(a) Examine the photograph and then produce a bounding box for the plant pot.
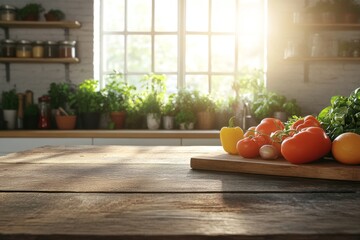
[162,116,174,130]
[110,111,126,129]
[80,112,100,129]
[44,13,60,21]
[56,115,77,130]
[179,122,194,130]
[196,111,215,130]
[3,109,17,130]
[146,113,161,130]
[22,14,40,21]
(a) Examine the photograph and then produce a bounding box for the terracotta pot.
[196,111,215,130]
[110,111,126,129]
[56,115,77,130]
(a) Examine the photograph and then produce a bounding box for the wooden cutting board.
[190,153,360,181]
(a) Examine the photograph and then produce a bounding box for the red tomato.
[236,137,260,158]
[244,126,256,138]
[252,134,271,147]
[291,115,321,131]
[281,127,332,164]
[271,141,282,157]
[255,118,285,137]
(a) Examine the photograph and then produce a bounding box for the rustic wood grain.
[1,145,360,239]
[1,192,360,240]
[191,153,360,181]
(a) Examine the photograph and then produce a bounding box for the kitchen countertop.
[0,130,220,138]
[1,145,360,240]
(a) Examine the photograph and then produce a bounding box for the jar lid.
[44,40,58,45]
[17,40,32,45]
[0,5,17,11]
[1,39,16,44]
[32,40,44,45]
[58,40,76,46]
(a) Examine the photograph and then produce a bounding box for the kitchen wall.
[267,0,360,115]
[0,0,94,101]
[1,0,359,116]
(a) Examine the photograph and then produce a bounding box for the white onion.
[259,144,279,160]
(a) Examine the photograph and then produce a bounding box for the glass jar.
[1,39,16,57]
[59,40,77,58]
[0,5,16,21]
[32,40,44,58]
[44,41,59,58]
[38,95,51,129]
[16,40,32,58]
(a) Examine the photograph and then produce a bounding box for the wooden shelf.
[0,20,81,29]
[285,57,360,62]
[294,23,360,30]
[0,57,80,64]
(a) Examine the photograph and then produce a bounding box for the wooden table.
[0,145,360,240]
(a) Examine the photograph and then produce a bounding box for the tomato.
[271,141,282,157]
[291,115,321,131]
[255,118,284,137]
[332,132,360,165]
[236,137,260,158]
[252,134,271,147]
[281,127,332,164]
[244,126,256,138]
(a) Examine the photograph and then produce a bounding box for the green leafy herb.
[318,87,360,140]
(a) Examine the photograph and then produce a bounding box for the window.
[95,0,267,99]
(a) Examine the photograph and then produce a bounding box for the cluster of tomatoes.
[220,115,360,165]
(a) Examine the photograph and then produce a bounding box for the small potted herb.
[1,89,18,130]
[161,93,177,130]
[193,92,216,130]
[23,103,39,129]
[17,3,44,21]
[44,9,65,21]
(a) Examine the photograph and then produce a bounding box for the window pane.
[238,35,264,69]
[127,35,151,72]
[211,35,235,72]
[126,74,143,90]
[127,0,152,31]
[103,0,125,31]
[186,35,208,72]
[186,0,208,32]
[185,75,209,93]
[211,75,234,100]
[103,35,124,72]
[211,0,236,32]
[164,74,178,94]
[155,0,178,31]
[155,35,178,72]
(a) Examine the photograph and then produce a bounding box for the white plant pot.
[3,109,17,130]
[162,116,174,130]
[147,113,161,130]
[179,122,194,130]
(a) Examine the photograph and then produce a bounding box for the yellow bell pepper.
[220,116,244,155]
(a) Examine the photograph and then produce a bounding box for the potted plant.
[140,73,167,130]
[161,93,177,130]
[102,71,135,129]
[17,3,44,21]
[1,89,18,130]
[44,9,65,21]
[55,107,77,130]
[23,103,39,129]
[174,89,197,130]
[194,92,216,130]
[72,79,103,129]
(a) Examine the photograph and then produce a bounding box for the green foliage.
[193,91,216,113]
[175,109,196,126]
[251,91,301,121]
[24,103,39,116]
[161,93,176,116]
[45,9,65,20]
[174,89,197,125]
[102,71,135,112]
[18,3,45,20]
[232,68,265,103]
[48,82,74,109]
[140,73,167,115]
[318,87,360,140]
[1,89,18,110]
[73,79,103,113]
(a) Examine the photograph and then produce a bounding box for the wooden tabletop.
[0,145,359,240]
